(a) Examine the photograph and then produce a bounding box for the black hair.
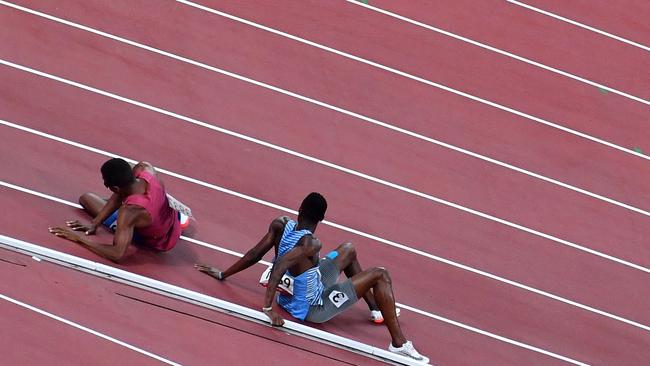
[101,158,135,188]
[300,192,327,222]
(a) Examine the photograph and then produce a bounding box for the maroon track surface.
[6,0,650,208]
[0,248,371,366]
[1,1,649,365]
[518,0,650,46]
[363,0,650,101]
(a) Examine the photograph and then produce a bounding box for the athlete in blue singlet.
[195,193,429,363]
[275,219,324,320]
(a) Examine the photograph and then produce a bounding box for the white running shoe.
[179,212,190,230]
[369,307,401,324]
[388,341,429,364]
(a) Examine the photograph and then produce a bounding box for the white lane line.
[0,237,422,366]
[2,137,649,334]
[0,202,596,365]
[4,3,650,225]
[176,0,650,125]
[506,0,650,53]
[345,0,650,102]
[0,293,182,365]
[2,59,649,276]
[2,1,649,164]
[2,6,650,218]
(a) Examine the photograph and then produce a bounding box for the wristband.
[262,306,273,312]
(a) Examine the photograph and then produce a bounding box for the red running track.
[1,120,649,365]
[2,6,650,269]
[1,0,650,365]
[2,60,650,327]
[0,248,370,366]
[517,0,650,46]
[184,0,650,149]
[361,0,650,100]
[0,188,579,366]
[6,0,650,211]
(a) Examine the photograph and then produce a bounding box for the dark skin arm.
[194,216,288,280]
[262,236,322,326]
[67,193,121,235]
[50,205,151,263]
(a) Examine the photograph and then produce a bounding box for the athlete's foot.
[369,307,401,324]
[388,341,429,364]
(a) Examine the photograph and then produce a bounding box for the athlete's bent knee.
[370,267,391,285]
[338,242,356,258]
[78,192,93,208]
[376,267,391,284]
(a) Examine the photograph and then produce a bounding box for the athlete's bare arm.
[262,236,322,326]
[66,193,121,236]
[49,205,151,263]
[194,216,289,280]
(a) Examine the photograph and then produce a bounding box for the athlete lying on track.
[195,192,429,363]
[49,158,189,262]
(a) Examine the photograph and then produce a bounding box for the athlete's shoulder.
[118,203,149,224]
[270,216,290,233]
[301,234,322,250]
[132,161,155,176]
[133,161,155,171]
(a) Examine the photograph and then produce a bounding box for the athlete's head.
[101,158,135,192]
[299,192,327,222]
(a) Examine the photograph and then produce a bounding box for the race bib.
[167,194,194,219]
[259,265,294,296]
[328,290,349,308]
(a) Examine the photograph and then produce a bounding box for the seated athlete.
[49,158,189,262]
[195,192,428,363]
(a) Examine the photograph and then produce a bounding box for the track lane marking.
[506,0,650,52]
[1,3,649,218]
[1,0,649,163]
[175,0,650,120]
[2,1,649,222]
[1,134,649,333]
[0,196,593,365]
[0,293,183,365]
[344,0,650,98]
[0,237,421,366]
[1,60,649,276]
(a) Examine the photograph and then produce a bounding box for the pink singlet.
[124,171,181,251]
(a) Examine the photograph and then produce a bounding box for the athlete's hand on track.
[66,220,97,235]
[263,308,285,326]
[194,264,225,280]
[49,226,83,243]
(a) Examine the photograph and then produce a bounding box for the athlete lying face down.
[49,158,189,262]
[195,192,429,363]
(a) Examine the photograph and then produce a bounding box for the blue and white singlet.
[276,220,324,320]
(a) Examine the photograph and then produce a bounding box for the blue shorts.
[102,210,120,231]
[304,257,359,323]
[102,210,142,243]
[103,210,181,243]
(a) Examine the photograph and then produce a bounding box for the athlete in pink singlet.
[122,169,181,251]
[49,158,185,262]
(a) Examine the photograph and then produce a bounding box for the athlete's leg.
[350,267,406,347]
[79,192,108,217]
[68,193,117,233]
[329,242,379,311]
